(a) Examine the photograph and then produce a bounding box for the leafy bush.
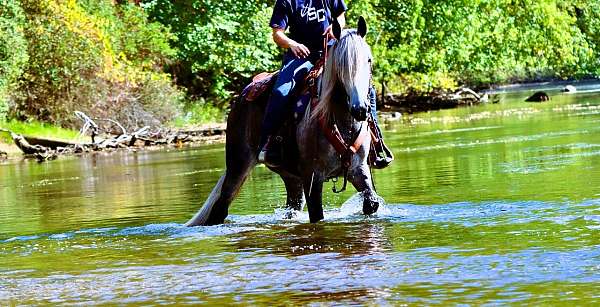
[171,98,226,127]
[143,0,279,102]
[13,0,180,129]
[0,0,28,119]
[347,0,598,92]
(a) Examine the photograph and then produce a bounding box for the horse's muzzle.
[350,97,368,122]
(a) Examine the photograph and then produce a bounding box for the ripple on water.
[1,196,600,304]
[1,245,599,305]
[3,196,600,243]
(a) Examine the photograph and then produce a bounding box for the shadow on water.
[232,222,391,256]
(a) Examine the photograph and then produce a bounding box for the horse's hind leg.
[207,160,255,225]
[185,157,256,226]
[281,175,304,218]
[186,99,262,227]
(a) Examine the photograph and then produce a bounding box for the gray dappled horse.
[186,17,381,226]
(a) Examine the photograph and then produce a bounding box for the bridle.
[308,30,373,193]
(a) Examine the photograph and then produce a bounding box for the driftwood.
[23,136,80,149]
[5,111,226,161]
[10,132,58,161]
[381,87,498,113]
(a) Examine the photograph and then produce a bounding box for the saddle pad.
[241,71,279,102]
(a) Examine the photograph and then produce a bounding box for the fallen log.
[23,136,82,149]
[381,87,494,113]
[10,132,58,161]
[11,132,50,155]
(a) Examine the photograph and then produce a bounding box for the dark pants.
[259,53,315,149]
[369,85,378,123]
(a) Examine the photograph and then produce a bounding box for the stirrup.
[371,140,394,169]
[257,137,282,168]
[257,149,267,164]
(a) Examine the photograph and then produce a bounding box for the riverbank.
[2,79,596,162]
[0,121,81,158]
[0,120,226,161]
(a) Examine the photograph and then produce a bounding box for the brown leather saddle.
[240,57,326,103]
[241,72,279,102]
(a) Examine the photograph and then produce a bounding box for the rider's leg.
[369,85,379,123]
[258,55,313,165]
[369,84,394,169]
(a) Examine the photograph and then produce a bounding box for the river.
[1,82,600,304]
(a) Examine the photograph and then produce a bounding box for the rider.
[258,0,393,168]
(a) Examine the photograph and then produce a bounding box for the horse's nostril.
[356,107,368,121]
[351,108,364,121]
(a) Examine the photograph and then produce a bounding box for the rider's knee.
[273,83,293,100]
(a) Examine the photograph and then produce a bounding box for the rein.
[308,32,371,193]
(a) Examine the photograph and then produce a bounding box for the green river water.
[1,82,600,305]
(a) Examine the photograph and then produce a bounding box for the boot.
[369,120,394,169]
[257,136,283,168]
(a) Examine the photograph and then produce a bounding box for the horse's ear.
[332,17,342,40]
[357,16,367,37]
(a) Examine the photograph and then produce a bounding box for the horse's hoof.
[283,210,300,219]
[362,195,380,215]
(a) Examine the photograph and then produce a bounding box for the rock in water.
[562,85,576,93]
[525,91,550,102]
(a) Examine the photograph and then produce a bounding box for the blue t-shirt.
[270,0,347,53]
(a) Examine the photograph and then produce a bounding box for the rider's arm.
[323,12,346,38]
[337,12,346,29]
[272,28,310,59]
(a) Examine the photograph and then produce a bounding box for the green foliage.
[171,99,226,127]
[573,0,600,76]
[12,0,180,129]
[5,0,600,127]
[143,0,279,101]
[0,0,28,120]
[141,0,600,101]
[346,0,600,93]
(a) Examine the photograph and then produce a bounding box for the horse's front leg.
[281,175,305,219]
[303,172,325,223]
[348,162,380,215]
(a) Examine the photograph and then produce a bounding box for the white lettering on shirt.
[300,0,326,22]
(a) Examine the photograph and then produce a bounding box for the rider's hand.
[289,42,310,59]
[323,25,333,38]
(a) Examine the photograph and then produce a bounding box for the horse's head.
[316,16,372,122]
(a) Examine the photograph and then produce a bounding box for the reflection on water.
[2,82,600,304]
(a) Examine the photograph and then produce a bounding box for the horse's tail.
[184,174,226,227]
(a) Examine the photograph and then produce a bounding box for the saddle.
[241,72,280,102]
[240,58,325,103]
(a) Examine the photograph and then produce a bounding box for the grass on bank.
[0,120,81,144]
[171,99,226,128]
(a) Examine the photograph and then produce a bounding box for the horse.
[185,16,381,226]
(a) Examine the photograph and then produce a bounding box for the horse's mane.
[310,29,372,124]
